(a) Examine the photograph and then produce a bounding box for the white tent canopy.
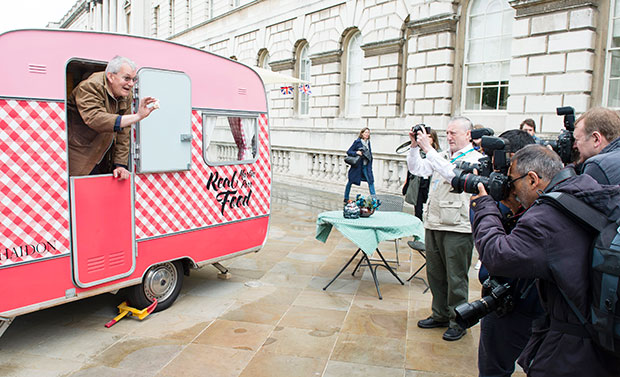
[250,66,309,85]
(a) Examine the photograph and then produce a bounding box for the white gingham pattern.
[0,99,70,267]
[134,112,271,239]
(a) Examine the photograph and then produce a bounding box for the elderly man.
[471,144,620,376]
[67,55,158,179]
[407,116,483,341]
[573,107,620,185]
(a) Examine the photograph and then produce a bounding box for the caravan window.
[202,113,258,165]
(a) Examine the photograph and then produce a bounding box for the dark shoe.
[442,326,466,341]
[407,240,426,251]
[417,317,449,329]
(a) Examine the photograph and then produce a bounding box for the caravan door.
[70,175,135,288]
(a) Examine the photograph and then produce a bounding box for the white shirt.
[406,144,477,182]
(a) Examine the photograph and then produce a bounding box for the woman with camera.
[344,127,375,203]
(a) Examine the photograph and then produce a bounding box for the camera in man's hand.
[455,277,515,329]
[450,136,512,201]
[451,170,511,201]
[411,124,431,142]
[546,106,577,164]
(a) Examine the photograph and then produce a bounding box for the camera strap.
[543,167,576,193]
[450,148,475,163]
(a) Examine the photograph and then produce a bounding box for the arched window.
[463,0,514,110]
[605,0,620,108]
[297,43,311,116]
[258,49,270,69]
[345,31,363,117]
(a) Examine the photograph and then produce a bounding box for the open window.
[202,112,258,165]
[135,68,192,173]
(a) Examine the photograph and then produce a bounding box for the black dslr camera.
[450,136,512,201]
[411,123,431,137]
[547,106,576,163]
[455,277,515,329]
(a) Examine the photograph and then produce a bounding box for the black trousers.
[478,310,535,377]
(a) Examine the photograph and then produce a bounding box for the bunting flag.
[299,84,312,95]
[280,86,294,95]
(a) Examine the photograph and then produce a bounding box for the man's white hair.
[105,56,136,75]
[449,116,474,131]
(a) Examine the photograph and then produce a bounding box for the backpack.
[540,191,620,355]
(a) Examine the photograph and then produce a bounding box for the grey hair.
[449,116,474,131]
[512,144,564,181]
[105,56,136,75]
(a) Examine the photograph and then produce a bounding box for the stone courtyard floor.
[0,182,525,377]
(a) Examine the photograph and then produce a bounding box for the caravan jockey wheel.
[127,261,183,312]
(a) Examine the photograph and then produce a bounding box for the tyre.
[126,260,184,312]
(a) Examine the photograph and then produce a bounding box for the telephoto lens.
[455,280,513,329]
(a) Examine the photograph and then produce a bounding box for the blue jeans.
[344,165,376,200]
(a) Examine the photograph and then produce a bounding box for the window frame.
[604,0,620,109]
[201,110,262,167]
[461,0,514,112]
[296,43,311,117]
[344,30,363,118]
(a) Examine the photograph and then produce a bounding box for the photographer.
[470,144,620,376]
[407,116,483,341]
[472,130,543,377]
[573,107,620,185]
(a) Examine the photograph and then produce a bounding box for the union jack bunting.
[280,86,294,95]
[299,84,312,95]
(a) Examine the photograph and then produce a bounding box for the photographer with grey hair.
[67,55,158,179]
[470,144,620,376]
[407,116,483,341]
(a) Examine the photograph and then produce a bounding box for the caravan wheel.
[127,261,183,312]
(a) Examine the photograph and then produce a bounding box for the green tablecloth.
[315,210,425,256]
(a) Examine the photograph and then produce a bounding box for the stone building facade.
[53,0,619,195]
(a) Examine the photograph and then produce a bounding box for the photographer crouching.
[470,144,620,376]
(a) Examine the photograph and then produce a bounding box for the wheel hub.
[143,263,178,301]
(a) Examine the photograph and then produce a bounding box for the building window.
[605,0,620,108]
[463,0,514,110]
[345,31,363,117]
[258,49,270,69]
[153,5,160,37]
[297,43,311,116]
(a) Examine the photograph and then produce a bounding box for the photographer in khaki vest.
[67,55,158,179]
[406,116,483,341]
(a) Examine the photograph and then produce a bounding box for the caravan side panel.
[0,99,72,313]
[134,113,271,241]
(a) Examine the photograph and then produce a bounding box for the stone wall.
[55,0,616,196]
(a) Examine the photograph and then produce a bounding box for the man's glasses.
[116,73,138,83]
[508,171,540,188]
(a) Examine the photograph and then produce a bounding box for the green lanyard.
[449,148,475,163]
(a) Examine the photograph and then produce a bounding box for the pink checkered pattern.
[134,112,271,239]
[0,99,71,267]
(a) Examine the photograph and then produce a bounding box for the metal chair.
[375,194,406,265]
[406,240,430,292]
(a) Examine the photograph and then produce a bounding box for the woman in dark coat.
[344,127,375,202]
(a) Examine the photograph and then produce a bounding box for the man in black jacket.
[471,145,620,376]
[573,107,620,184]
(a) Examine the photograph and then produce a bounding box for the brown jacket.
[67,71,132,176]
